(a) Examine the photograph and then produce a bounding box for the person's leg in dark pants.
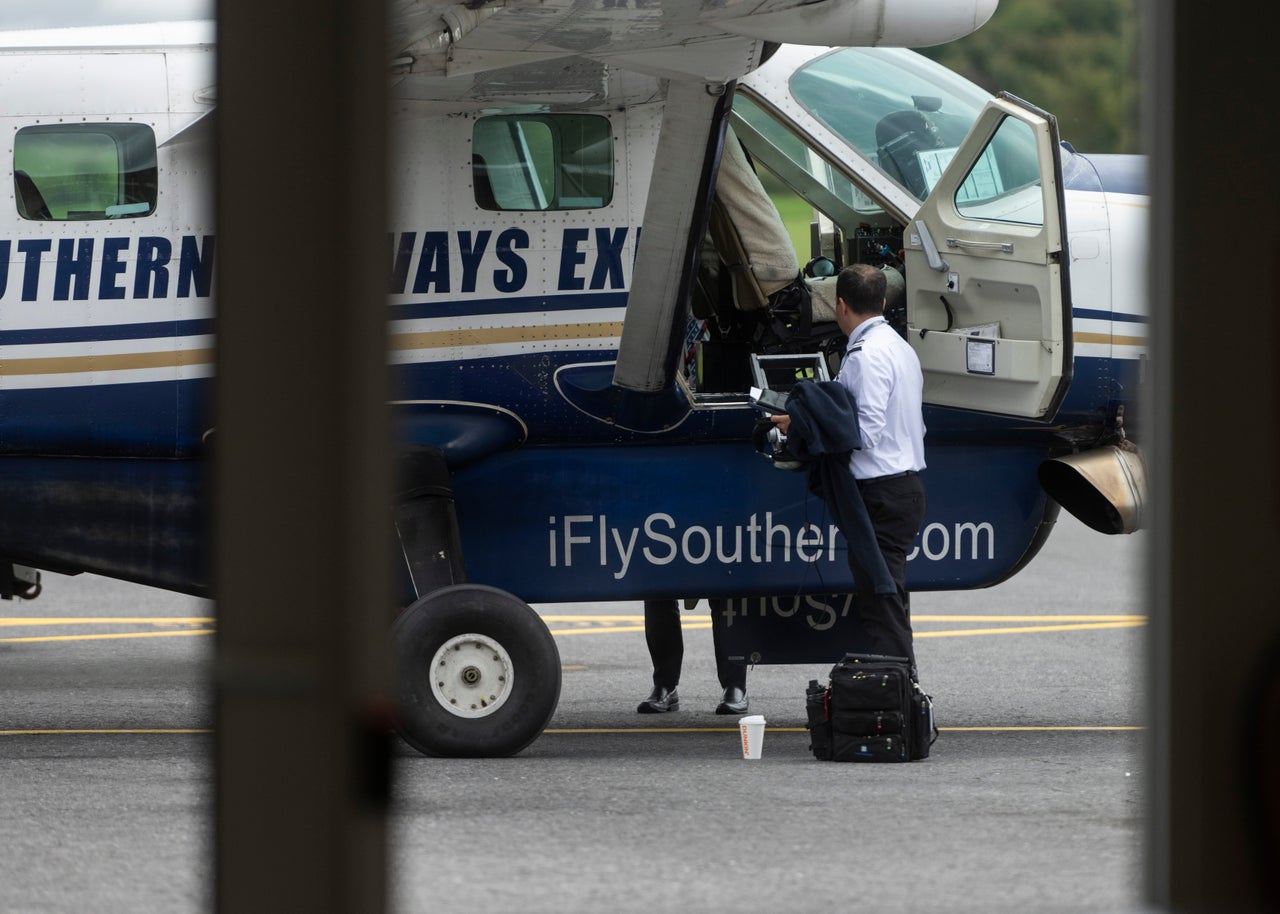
[708,599,748,713]
[847,565,916,665]
[848,474,927,668]
[638,598,682,712]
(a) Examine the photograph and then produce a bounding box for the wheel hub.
[429,633,514,719]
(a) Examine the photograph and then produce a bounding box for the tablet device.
[749,386,790,414]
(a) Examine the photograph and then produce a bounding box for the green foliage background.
[917,0,1140,154]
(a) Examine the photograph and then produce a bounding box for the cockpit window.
[789,48,991,200]
[472,114,614,211]
[14,123,157,221]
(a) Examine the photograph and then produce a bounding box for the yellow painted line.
[547,622,710,637]
[2,614,1141,645]
[941,726,1143,732]
[0,725,1140,738]
[0,348,215,376]
[0,729,211,736]
[548,624,643,636]
[540,613,1144,624]
[0,629,215,644]
[391,322,623,351]
[1,618,214,626]
[10,613,1142,628]
[916,620,1143,638]
[549,727,925,734]
[913,615,1145,623]
[545,725,1141,734]
[547,727,744,734]
[543,615,1143,639]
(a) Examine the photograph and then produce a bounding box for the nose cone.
[882,0,1001,48]
[975,0,1000,31]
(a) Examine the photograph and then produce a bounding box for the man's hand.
[769,414,791,434]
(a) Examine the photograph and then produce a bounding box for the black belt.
[857,470,917,485]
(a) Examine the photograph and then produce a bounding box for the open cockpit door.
[904,93,1072,419]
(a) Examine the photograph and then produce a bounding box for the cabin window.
[472,114,613,211]
[951,116,1044,226]
[14,123,157,221]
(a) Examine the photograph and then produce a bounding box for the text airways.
[389,226,638,295]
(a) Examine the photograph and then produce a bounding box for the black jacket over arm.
[783,380,896,595]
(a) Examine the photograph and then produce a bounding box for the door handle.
[946,237,1014,253]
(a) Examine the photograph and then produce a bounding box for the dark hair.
[836,263,886,316]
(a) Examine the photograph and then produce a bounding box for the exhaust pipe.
[1038,444,1147,534]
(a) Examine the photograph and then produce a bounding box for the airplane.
[0,0,1147,758]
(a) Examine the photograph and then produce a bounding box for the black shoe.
[637,686,679,714]
[715,686,748,715]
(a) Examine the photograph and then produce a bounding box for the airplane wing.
[387,0,999,97]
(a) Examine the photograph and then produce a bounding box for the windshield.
[789,48,993,200]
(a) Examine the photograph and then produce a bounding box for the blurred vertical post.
[1147,2,1280,910]
[214,0,391,910]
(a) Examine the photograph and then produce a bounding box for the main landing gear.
[391,583,561,758]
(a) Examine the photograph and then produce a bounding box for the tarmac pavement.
[0,513,1147,913]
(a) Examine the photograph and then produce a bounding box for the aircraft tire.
[391,583,561,758]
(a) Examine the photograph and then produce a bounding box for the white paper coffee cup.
[739,714,766,759]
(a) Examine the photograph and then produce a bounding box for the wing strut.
[613,80,731,393]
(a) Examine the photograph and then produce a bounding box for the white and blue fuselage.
[0,23,1147,661]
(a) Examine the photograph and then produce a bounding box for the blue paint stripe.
[389,291,628,321]
[0,318,215,346]
[1073,308,1148,324]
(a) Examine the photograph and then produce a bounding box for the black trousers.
[643,598,747,691]
[847,473,928,668]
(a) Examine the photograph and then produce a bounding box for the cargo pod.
[904,93,1072,419]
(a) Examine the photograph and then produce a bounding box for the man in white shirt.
[772,263,927,666]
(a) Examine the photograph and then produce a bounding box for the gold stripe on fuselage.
[389,321,625,351]
[1073,331,1145,347]
[0,323,626,376]
[0,348,216,376]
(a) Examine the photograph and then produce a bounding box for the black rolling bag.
[806,653,936,762]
